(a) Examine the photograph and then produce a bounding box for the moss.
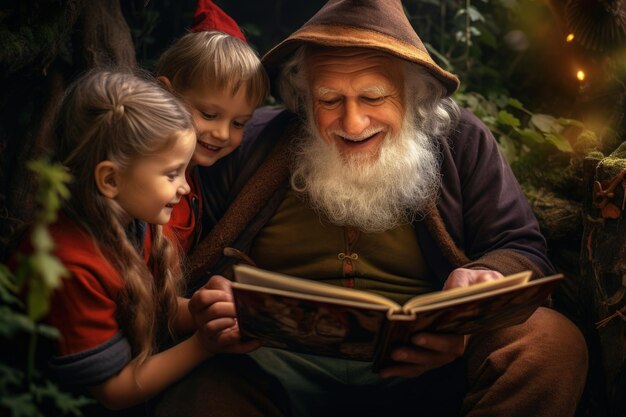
[597,142,626,177]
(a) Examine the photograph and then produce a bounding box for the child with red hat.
[143,0,269,259]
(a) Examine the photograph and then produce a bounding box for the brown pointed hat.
[262,0,460,97]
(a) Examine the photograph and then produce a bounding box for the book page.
[373,273,563,371]
[232,283,389,361]
[402,270,532,310]
[234,264,401,310]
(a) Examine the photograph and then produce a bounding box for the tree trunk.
[0,0,136,260]
[580,153,626,417]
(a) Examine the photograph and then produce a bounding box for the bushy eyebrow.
[361,86,386,96]
[315,86,337,97]
[314,85,387,97]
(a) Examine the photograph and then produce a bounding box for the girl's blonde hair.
[156,30,269,108]
[55,69,194,364]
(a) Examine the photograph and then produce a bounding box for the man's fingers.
[409,333,465,357]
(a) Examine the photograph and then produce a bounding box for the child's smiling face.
[183,85,255,168]
[112,129,196,225]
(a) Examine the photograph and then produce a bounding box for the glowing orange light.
[577,70,585,81]
[566,33,575,42]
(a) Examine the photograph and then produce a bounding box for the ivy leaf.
[497,110,521,128]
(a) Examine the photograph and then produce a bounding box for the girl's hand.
[188,275,259,354]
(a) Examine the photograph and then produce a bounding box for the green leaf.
[467,6,486,22]
[479,30,498,48]
[497,110,521,128]
[507,98,525,110]
[0,265,21,306]
[530,114,562,134]
[517,128,544,143]
[0,307,36,337]
[423,42,452,70]
[545,133,574,153]
[0,362,24,389]
[35,380,95,415]
[497,135,520,163]
[557,117,586,129]
[30,251,68,290]
[35,322,61,340]
[31,225,54,253]
[26,277,52,322]
[0,392,41,417]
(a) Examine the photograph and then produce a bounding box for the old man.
[155,1,588,416]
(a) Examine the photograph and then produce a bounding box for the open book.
[231,265,563,370]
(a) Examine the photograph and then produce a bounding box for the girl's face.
[182,85,255,168]
[113,129,196,225]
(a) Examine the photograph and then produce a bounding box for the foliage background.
[1,0,624,416]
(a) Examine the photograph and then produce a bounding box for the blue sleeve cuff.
[49,333,132,386]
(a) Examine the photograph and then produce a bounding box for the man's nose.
[341,100,369,136]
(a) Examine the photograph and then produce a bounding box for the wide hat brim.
[263,25,460,98]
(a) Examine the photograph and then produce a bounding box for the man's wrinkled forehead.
[304,46,405,90]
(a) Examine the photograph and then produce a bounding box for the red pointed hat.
[191,0,247,43]
[262,0,459,96]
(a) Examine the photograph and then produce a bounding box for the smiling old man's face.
[306,48,405,163]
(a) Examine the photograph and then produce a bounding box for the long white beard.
[290,115,441,233]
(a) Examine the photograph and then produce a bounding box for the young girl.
[143,29,269,256]
[15,70,252,412]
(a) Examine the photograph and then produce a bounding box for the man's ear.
[157,76,173,91]
[94,161,120,199]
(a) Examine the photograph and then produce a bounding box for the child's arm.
[89,282,258,410]
[171,296,196,335]
[89,332,210,410]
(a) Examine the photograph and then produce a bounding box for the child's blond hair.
[55,69,194,363]
[156,30,269,107]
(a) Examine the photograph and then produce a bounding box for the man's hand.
[378,333,466,378]
[188,275,260,354]
[443,267,503,290]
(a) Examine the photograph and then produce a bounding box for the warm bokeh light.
[577,70,585,81]
[566,33,575,42]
